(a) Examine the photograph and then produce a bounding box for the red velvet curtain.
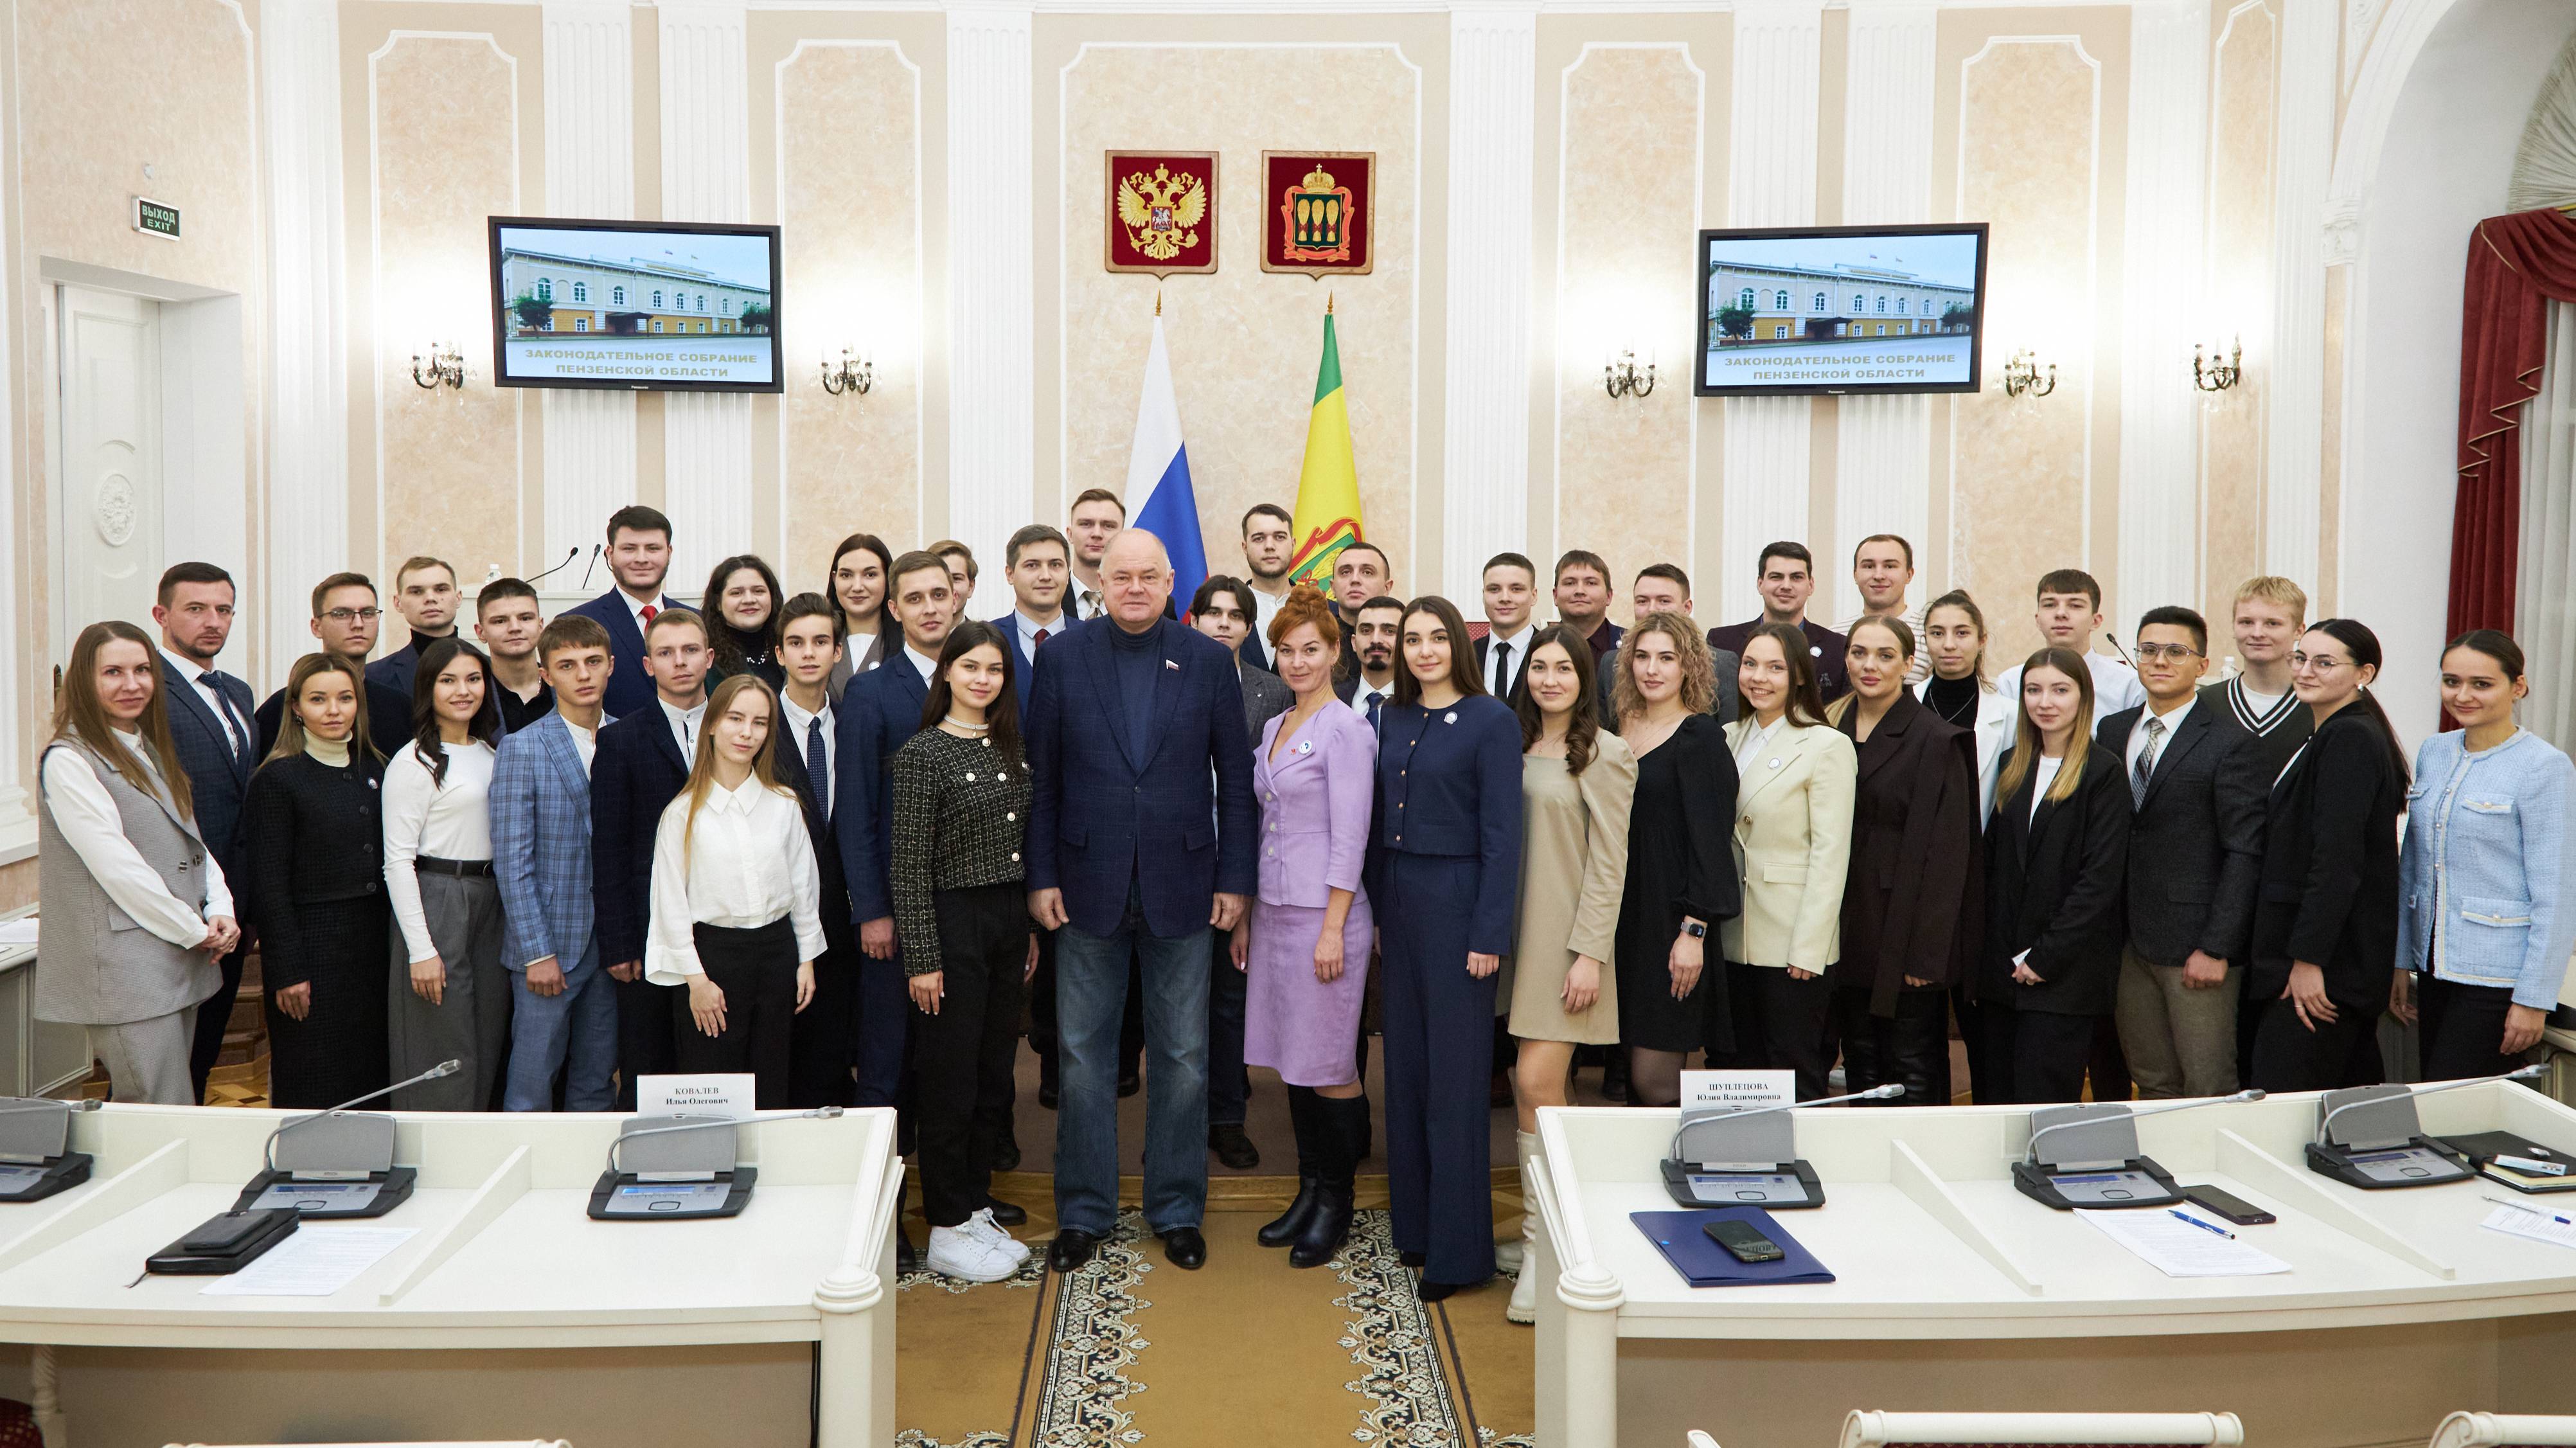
[2449,208,2576,638]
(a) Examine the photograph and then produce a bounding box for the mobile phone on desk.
[2181,1184,2275,1226]
[1703,1218,1785,1263]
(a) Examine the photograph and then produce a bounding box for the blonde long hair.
[50,621,194,821]
[1612,611,1717,722]
[1993,646,2095,812]
[262,653,373,767]
[679,675,796,863]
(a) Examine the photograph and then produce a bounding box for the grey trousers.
[2115,945,2241,1099]
[387,871,510,1110]
[93,1008,197,1105]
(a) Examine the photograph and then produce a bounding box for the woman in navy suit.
[1371,595,1523,1301]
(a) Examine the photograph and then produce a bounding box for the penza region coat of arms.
[1103,152,1218,276]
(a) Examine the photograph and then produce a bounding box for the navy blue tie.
[806,717,830,815]
[1365,690,1383,733]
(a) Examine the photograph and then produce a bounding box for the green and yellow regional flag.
[1287,307,1364,587]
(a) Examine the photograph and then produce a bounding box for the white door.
[55,286,163,650]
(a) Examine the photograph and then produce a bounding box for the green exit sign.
[132,197,179,240]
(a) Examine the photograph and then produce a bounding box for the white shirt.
[1482,623,1532,698]
[2029,755,2064,823]
[564,719,599,774]
[1734,715,1787,773]
[620,588,664,637]
[659,697,707,761]
[1015,610,1065,661]
[1247,585,1288,646]
[159,647,250,760]
[780,693,836,816]
[643,778,828,983]
[903,645,940,687]
[1996,650,2147,718]
[381,739,495,963]
[2122,693,2196,780]
[40,733,231,947]
[1355,679,1393,729]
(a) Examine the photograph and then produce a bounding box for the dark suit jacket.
[1982,747,2130,1015]
[564,589,682,722]
[2249,706,2403,1010]
[363,630,460,698]
[1833,692,1982,1012]
[162,663,259,924]
[1710,617,1850,701]
[833,651,932,925]
[1026,617,1257,939]
[256,680,417,762]
[1473,632,1533,707]
[2096,699,2263,969]
[1238,663,1295,738]
[996,612,1076,713]
[590,705,692,967]
[774,713,858,965]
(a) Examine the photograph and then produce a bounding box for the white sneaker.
[927,1224,1018,1283]
[1507,1258,1538,1323]
[967,1207,1031,1264]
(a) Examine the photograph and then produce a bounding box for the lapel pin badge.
[1443,710,1458,724]
[1295,739,1314,756]
[1164,659,1180,671]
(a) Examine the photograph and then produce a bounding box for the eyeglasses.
[321,607,383,623]
[2289,651,2348,670]
[2133,644,2203,662]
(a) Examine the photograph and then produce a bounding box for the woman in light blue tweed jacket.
[2395,630,2576,1080]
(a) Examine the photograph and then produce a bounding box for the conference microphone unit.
[1660,1085,1906,1210]
[2012,1089,2266,1211]
[2305,1064,2547,1190]
[231,1059,463,1219]
[588,1105,844,1220]
[0,1097,101,1204]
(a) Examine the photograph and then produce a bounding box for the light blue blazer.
[2399,728,2576,1009]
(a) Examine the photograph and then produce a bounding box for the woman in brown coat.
[1827,617,1981,1104]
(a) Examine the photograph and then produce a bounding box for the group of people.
[35,492,2575,1320]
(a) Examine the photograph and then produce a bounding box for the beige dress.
[1502,734,1639,1043]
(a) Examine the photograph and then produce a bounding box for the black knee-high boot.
[1261,1086,1324,1247]
[1292,1093,1365,1268]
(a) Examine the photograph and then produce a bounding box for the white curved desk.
[0,1104,899,1447]
[1531,1084,2576,1448]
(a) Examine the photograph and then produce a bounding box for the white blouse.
[643,778,828,985]
[381,739,495,963]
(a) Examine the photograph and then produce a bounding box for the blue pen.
[2484,1194,2576,1226]
[2168,1208,2235,1240]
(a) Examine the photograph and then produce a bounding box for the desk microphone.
[577,543,605,590]
[2025,1089,2263,1164]
[1667,1086,1903,1159]
[2102,629,2138,668]
[2316,1064,2544,1145]
[0,1098,100,1118]
[261,1059,460,1175]
[524,546,583,585]
[603,1105,842,1175]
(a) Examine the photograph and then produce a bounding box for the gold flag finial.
[1155,289,1162,317]
[1327,292,1335,315]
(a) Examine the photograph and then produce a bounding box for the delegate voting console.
[1529,1082,2576,1448]
[0,1103,900,1447]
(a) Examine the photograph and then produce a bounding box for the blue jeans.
[504,943,619,1111]
[1054,884,1209,1235]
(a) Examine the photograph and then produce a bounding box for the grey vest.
[36,737,221,1025]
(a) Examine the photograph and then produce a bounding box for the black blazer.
[1982,746,2130,1014]
[1473,632,1533,706]
[2096,700,2264,969]
[590,706,692,968]
[2248,706,2403,1010]
[774,716,858,965]
[1834,692,1982,1013]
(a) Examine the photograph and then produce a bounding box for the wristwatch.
[1679,921,1707,939]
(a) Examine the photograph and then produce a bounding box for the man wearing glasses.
[253,572,418,758]
[2094,605,2262,1100]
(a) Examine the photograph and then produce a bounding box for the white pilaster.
[1722,0,1823,615]
[1833,1,1936,622]
[262,0,348,686]
[659,1,753,581]
[945,4,1035,575]
[1441,2,1539,601]
[2266,0,2334,589]
[542,1,637,573]
[2115,0,2211,627]
[0,6,27,861]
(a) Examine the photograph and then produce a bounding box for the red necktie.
[1034,628,1051,649]
[641,604,658,625]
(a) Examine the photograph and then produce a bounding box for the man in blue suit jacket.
[834,551,957,1109]
[561,505,682,722]
[1026,530,1256,1273]
[489,615,622,1110]
[591,606,709,1109]
[152,563,258,1102]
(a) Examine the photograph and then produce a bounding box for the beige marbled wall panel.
[1060,46,1418,589]
[371,36,522,618]
[2201,0,2277,638]
[1555,46,1701,612]
[778,42,923,582]
[1950,38,2101,665]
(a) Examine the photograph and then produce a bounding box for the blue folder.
[1631,1207,1836,1287]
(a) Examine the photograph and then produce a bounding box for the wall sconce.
[410,342,465,391]
[2193,337,2242,392]
[2000,348,2055,398]
[1604,346,1655,401]
[819,346,873,397]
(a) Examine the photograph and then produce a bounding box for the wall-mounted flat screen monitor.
[1694,224,1988,397]
[488,217,783,392]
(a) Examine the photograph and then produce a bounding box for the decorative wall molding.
[2116,0,2211,626]
[262,0,348,695]
[2324,0,2458,246]
[657,3,755,578]
[1442,2,1540,600]
[542,1,637,568]
[2268,0,2334,586]
[946,3,1036,575]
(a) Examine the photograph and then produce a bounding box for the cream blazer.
[1720,717,1858,971]
[1917,675,2015,827]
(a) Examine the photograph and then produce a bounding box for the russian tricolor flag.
[1123,314,1208,614]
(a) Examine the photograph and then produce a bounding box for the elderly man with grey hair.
[1024,528,1258,1273]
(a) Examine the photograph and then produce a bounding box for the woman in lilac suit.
[1234,586,1376,1269]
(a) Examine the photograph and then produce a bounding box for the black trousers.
[1832,984,1951,1105]
[188,940,248,1105]
[788,946,859,1109]
[2248,993,2381,1093]
[1968,1006,2096,1104]
[2086,1014,2133,1103]
[616,969,681,1110]
[1028,928,1142,1089]
[913,885,1031,1229]
[1207,931,1249,1127]
[1707,962,1835,1100]
[669,918,799,1107]
[2417,973,2527,1082]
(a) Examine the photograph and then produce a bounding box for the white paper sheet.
[200,1226,416,1296]
[2482,1201,2576,1251]
[2075,1208,2291,1278]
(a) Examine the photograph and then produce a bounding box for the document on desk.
[200,1226,416,1296]
[2075,1209,2290,1278]
[2482,1202,2576,1251]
